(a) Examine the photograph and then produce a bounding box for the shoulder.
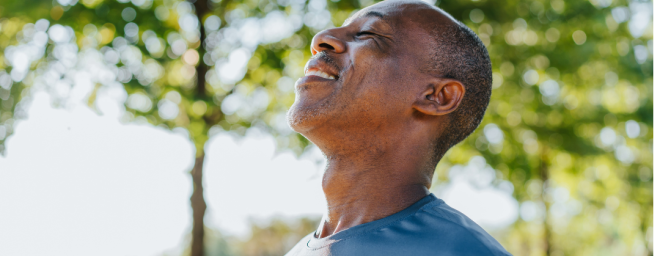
[411,198,512,256]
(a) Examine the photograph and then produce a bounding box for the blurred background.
[0,0,653,255]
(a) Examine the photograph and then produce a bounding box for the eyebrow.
[363,11,385,19]
[343,10,386,26]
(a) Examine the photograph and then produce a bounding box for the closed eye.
[356,31,376,37]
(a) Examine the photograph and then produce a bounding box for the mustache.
[311,51,341,75]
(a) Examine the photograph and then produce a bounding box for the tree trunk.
[190,0,210,255]
[191,0,209,99]
[190,152,207,256]
[539,149,551,256]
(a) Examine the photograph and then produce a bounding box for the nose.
[311,28,346,55]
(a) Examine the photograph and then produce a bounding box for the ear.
[412,78,465,116]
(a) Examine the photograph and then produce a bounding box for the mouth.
[301,52,341,81]
[296,55,341,89]
[304,69,337,80]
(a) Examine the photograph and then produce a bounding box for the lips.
[303,55,340,80]
[305,69,337,80]
[296,53,341,90]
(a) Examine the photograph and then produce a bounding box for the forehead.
[344,0,457,30]
[344,2,403,27]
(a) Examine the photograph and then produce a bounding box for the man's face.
[287,0,452,139]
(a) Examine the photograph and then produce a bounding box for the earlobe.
[413,79,465,116]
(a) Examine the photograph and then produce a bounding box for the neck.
[315,136,433,238]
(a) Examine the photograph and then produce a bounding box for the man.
[285,0,510,255]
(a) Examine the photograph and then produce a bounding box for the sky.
[0,92,517,256]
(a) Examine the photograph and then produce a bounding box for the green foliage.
[430,0,653,255]
[0,0,652,255]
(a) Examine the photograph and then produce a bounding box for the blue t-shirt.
[285,194,512,256]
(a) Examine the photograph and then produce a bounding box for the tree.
[0,0,314,254]
[0,0,652,255]
[430,0,653,255]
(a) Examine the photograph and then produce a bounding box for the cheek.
[349,63,409,116]
[358,53,406,94]
[338,43,410,113]
[347,45,401,89]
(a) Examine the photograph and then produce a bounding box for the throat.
[310,124,436,238]
[317,155,431,238]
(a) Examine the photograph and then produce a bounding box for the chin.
[287,100,340,139]
[286,101,316,134]
[287,88,338,134]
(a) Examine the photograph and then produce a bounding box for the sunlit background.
[0,0,653,255]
